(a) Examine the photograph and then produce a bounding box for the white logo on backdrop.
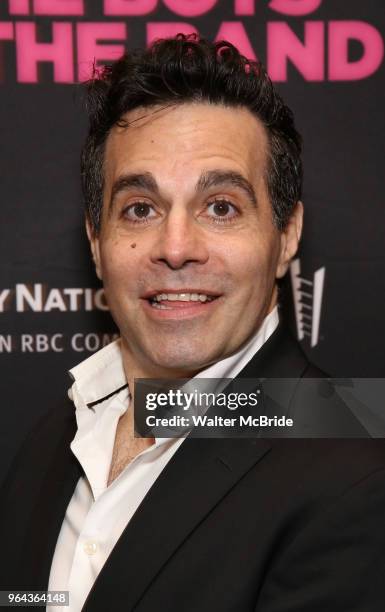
[290,258,325,348]
[0,284,108,313]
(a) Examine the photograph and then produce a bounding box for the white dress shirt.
[47,307,279,612]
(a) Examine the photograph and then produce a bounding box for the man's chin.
[147,345,219,377]
[121,331,226,377]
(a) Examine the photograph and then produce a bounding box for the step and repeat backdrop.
[1,0,384,474]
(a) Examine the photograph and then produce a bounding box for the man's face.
[88,102,302,376]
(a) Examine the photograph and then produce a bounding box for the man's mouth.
[141,290,221,312]
[149,292,217,309]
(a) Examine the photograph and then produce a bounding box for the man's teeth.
[151,293,215,303]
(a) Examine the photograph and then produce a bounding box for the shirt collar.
[68,305,279,411]
[68,338,127,409]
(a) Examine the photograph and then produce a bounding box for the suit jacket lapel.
[83,435,271,611]
[236,324,309,379]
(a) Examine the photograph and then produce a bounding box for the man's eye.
[206,199,238,222]
[122,202,157,223]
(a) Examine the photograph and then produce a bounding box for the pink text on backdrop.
[4,0,324,16]
[0,19,383,83]
[5,0,84,15]
[268,20,383,81]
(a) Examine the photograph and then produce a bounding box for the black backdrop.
[1,0,384,481]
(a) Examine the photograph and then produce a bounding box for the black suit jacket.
[1,325,385,611]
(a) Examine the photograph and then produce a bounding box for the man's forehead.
[104,102,269,185]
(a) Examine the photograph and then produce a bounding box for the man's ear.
[85,217,103,281]
[275,201,304,279]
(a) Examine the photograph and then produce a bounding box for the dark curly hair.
[81,34,302,233]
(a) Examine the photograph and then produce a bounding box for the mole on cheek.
[131,243,136,249]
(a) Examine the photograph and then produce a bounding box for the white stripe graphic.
[290,258,325,347]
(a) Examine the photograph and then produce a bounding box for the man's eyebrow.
[109,172,159,210]
[196,170,258,207]
[109,169,258,210]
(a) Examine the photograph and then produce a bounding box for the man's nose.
[150,209,209,270]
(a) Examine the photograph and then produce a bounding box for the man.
[1,35,385,611]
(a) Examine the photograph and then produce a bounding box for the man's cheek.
[103,252,135,279]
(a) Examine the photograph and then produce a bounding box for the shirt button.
[83,540,98,555]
